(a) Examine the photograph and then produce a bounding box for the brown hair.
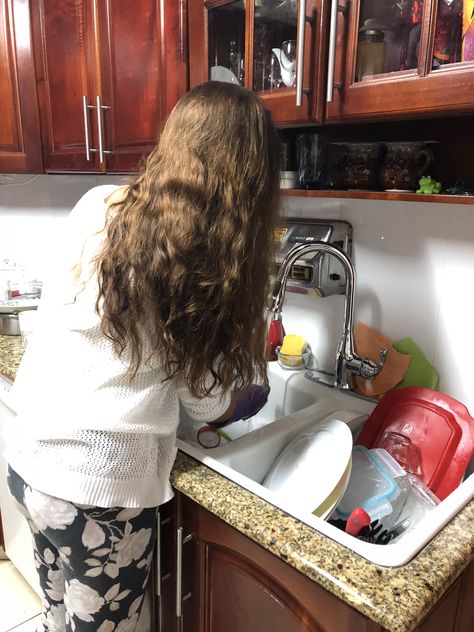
[95,81,280,396]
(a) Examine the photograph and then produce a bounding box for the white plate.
[313,456,352,519]
[263,419,353,517]
[209,65,240,85]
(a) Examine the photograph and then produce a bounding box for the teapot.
[271,40,296,87]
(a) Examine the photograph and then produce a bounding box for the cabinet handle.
[295,0,307,107]
[95,95,112,164]
[155,510,162,598]
[179,0,186,63]
[176,527,193,618]
[82,96,93,161]
[327,0,346,102]
[155,510,163,632]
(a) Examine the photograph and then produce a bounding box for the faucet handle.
[358,347,387,379]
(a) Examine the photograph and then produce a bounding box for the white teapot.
[272,40,296,87]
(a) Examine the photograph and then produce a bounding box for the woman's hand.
[209,384,270,428]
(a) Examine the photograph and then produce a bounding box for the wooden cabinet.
[155,491,474,632]
[326,0,474,122]
[31,0,187,173]
[189,0,474,125]
[154,499,177,632]
[188,0,328,125]
[0,0,42,173]
[162,493,379,632]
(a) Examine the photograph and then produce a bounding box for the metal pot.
[0,312,21,336]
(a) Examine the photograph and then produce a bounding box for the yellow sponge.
[278,334,308,368]
[280,334,306,355]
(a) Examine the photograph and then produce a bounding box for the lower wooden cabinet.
[153,492,473,632]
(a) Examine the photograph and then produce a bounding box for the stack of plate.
[263,416,354,519]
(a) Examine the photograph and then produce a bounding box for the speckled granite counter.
[0,335,23,381]
[2,335,473,632]
[171,451,474,632]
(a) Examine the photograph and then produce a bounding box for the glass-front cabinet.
[326,0,474,121]
[189,0,474,123]
[188,0,327,124]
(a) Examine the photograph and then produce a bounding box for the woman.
[5,82,280,631]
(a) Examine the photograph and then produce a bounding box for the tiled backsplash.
[1,174,473,414]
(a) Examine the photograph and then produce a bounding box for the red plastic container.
[356,387,474,501]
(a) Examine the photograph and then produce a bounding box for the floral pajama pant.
[7,466,158,632]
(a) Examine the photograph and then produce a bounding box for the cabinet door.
[152,500,177,632]
[0,0,42,173]
[161,0,188,119]
[180,494,378,632]
[96,0,164,173]
[32,0,100,171]
[326,0,474,121]
[188,0,247,88]
[153,495,198,632]
[250,0,326,124]
[188,0,326,125]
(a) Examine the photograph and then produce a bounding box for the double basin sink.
[176,363,474,567]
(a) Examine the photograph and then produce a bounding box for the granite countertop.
[0,335,24,382]
[2,334,473,632]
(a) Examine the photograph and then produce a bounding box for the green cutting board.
[393,337,439,390]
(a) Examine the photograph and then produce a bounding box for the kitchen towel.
[354,322,410,398]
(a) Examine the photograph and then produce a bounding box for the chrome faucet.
[270,241,387,392]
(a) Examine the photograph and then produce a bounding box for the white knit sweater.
[5,185,231,508]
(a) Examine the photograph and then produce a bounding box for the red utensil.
[267,316,285,361]
[345,507,372,536]
[356,387,474,501]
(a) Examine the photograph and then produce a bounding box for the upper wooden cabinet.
[188,0,329,125]
[0,0,42,173]
[31,0,187,173]
[189,0,474,125]
[326,0,474,121]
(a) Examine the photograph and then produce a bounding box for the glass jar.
[356,21,387,82]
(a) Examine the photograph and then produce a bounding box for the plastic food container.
[381,473,440,540]
[334,446,406,521]
[356,386,474,500]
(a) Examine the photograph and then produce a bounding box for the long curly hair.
[95,82,281,397]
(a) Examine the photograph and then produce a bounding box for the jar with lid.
[356,20,387,82]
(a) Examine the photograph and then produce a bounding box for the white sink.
[177,364,321,448]
[176,363,474,567]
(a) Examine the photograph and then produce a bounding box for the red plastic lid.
[356,387,474,500]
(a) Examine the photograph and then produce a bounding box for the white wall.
[284,195,474,415]
[0,174,124,279]
[1,174,473,414]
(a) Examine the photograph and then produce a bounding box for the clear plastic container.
[381,473,440,541]
[334,446,406,521]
